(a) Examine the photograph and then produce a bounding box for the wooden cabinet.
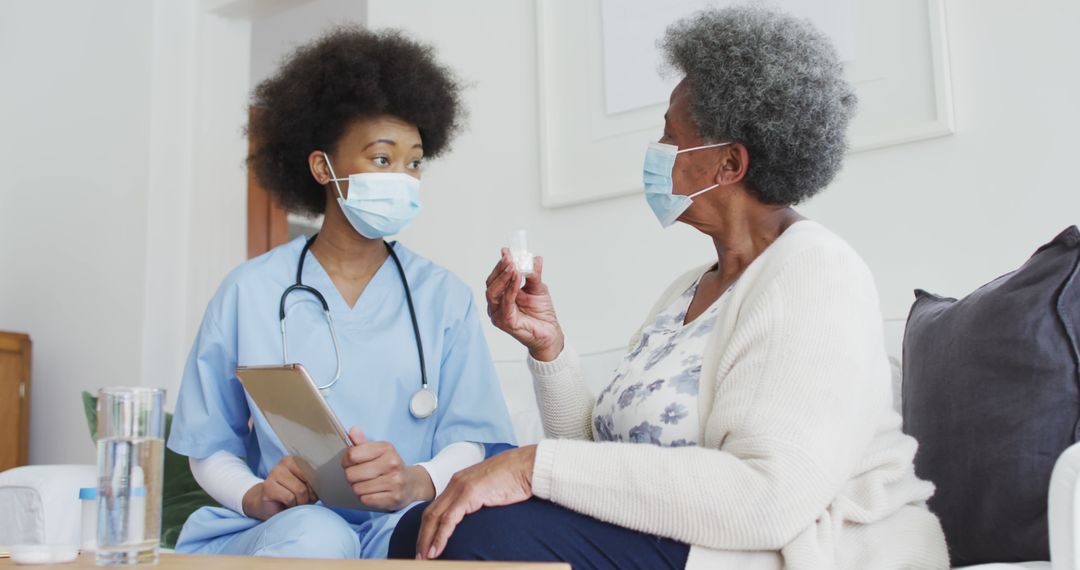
[0,332,31,471]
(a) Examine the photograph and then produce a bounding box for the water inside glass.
[95,387,165,566]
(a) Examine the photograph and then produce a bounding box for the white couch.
[2,320,1078,569]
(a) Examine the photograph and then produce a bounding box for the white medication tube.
[80,487,97,552]
[510,230,534,277]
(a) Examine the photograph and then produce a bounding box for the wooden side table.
[0,331,31,472]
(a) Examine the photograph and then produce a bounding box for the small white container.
[10,544,79,565]
[79,487,97,552]
[510,230,535,277]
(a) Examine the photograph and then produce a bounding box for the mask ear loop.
[678,141,732,199]
[688,184,720,198]
[322,152,347,200]
[676,141,732,154]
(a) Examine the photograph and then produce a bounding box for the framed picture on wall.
[535,0,954,208]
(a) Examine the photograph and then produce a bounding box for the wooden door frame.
[246,158,289,259]
[246,107,290,259]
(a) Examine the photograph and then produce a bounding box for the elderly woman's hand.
[485,249,564,361]
[416,445,537,560]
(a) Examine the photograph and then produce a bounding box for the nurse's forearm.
[406,465,436,502]
[189,451,263,515]
[416,441,486,496]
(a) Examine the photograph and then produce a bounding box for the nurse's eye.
[408,159,424,171]
[372,155,390,167]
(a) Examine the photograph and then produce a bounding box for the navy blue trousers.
[388,498,690,569]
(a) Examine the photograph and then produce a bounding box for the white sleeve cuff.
[189,450,263,515]
[531,439,558,500]
[526,345,576,378]
[416,441,485,496]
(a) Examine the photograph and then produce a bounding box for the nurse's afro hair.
[247,26,464,216]
[661,6,857,205]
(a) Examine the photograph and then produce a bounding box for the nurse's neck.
[309,200,390,309]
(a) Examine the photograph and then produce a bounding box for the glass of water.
[96,387,165,566]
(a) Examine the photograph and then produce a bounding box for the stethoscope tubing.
[278,234,433,417]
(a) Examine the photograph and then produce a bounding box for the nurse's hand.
[242,456,316,520]
[486,248,565,362]
[416,444,536,560]
[343,427,435,512]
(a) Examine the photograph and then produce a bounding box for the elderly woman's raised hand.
[485,248,565,361]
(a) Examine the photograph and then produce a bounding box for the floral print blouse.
[592,277,733,447]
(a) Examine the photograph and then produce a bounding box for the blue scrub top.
[167,236,516,557]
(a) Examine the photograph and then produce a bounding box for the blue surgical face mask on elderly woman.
[643,141,732,228]
[323,152,422,239]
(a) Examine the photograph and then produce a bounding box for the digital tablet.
[236,364,372,511]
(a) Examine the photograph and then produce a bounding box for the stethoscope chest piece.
[409,386,438,419]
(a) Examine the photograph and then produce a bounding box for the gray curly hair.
[661,5,857,205]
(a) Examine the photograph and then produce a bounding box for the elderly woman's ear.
[713,144,750,187]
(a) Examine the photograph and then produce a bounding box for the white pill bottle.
[79,487,97,552]
[510,230,535,277]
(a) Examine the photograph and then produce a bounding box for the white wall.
[0,0,374,466]
[0,0,256,464]
[250,0,365,87]
[803,0,1080,319]
[369,0,1080,361]
[0,0,154,464]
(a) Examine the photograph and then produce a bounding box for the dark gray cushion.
[902,226,1080,565]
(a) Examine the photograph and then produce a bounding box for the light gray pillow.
[902,226,1080,565]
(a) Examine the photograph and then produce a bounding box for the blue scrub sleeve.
[431,294,517,454]
[167,310,251,459]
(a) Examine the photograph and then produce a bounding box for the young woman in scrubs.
[166,28,515,559]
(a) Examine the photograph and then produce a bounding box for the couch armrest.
[0,465,97,547]
[1051,442,1080,570]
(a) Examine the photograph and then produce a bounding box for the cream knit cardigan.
[527,221,949,570]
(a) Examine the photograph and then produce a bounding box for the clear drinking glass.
[95,387,165,566]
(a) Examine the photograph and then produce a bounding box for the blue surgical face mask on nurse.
[324,152,422,239]
[643,141,732,228]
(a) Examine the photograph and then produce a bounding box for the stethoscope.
[279,234,438,419]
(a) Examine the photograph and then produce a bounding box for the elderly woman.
[388,6,948,570]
